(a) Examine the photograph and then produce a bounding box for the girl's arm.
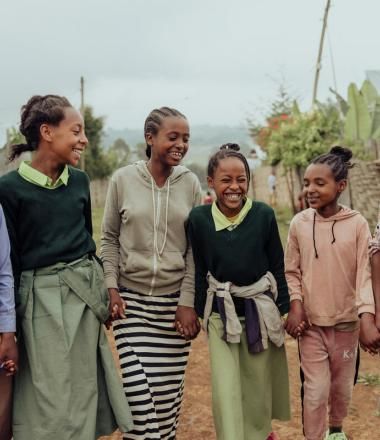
[357,220,380,353]
[83,174,93,236]
[284,219,309,337]
[266,212,289,315]
[371,253,380,330]
[100,177,125,321]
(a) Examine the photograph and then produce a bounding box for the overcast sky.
[1,0,379,144]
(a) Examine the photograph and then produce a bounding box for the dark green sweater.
[188,202,289,317]
[0,167,96,287]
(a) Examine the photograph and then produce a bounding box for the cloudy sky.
[0,0,379,144]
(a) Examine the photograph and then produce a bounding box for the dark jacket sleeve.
[266,211,289,315]
[83,174,93,237]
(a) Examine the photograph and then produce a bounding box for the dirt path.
[102,332,380,440]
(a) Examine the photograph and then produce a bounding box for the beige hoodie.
[101,161,202,296]
[285,206,375,326]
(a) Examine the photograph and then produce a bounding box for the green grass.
[92,206,103,250]
[357,373,380,386]
[274,205,293,246]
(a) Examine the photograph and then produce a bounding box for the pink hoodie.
[285,206,375,326]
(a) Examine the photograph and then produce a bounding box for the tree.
[134,142,148,160]
[83,106,114,179]
[186,162,207,189]
[108,138,131,169]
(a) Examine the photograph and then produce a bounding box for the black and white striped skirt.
[113,288,190,440]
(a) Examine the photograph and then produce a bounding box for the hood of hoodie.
[298,206,360,259]
[135,160,191,187]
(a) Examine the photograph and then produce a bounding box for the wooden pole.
[312,0,332,107]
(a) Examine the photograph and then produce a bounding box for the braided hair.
[207,143,251,185]
[9,95,72,162]
[143,107,187,158]
[311,146,354,181]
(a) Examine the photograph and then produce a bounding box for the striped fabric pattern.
[113,288,190,440]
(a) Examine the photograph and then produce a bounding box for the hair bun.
[220,143,240,152]
[329,146,352,163]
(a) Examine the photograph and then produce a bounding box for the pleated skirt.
[113,288,190,440]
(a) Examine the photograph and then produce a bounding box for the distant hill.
[103,124,254,164]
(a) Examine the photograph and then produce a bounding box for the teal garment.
[208,314,290,440]
[13,257,133,440]
[0,168,96,288]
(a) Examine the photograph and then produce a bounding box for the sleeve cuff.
[177,292,195,308]
[290,293,303,302]
[104,276,119,290]
[358,304,375,316]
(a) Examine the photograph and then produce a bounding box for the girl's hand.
[284,300,309,338]
[107,288,126,327]
[174,306,200,340]
[360,313,380,355]
[375,313,380,333]
[0,333,18,376]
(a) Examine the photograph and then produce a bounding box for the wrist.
[360,312,375,323]
[0,332,15,341]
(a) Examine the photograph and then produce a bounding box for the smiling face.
[303,163,347,215]
[207,156,249,217]
[42,107,88,166]
[146,116,189,167]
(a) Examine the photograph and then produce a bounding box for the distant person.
[203,190,213,205]
[268,168,277,207]
[247,148,259,199]
[285,146,380,440]
[176,143,290,440]
[101,107,202,439]
[0,204,17,440]
[0,95,132,439]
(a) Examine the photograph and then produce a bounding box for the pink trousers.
[299,326,359,440]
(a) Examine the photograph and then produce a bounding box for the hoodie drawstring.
[331,220,337,244]
[313,213,338,258]
[313,211,319,259]
[151,176,170,260]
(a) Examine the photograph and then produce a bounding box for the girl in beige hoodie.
[284,146,380,440]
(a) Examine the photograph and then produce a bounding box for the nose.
[80,132,89,146]
[230,181,239,190]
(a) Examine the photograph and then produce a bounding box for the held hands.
[174,306,201,340]
[284,300,310,339]
[105,288,126,329]
[0,333,18,376]
[360,313,380,355]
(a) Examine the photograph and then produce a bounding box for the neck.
[317,202,340,218]
[31,152,65,183]
[147,158,172,187]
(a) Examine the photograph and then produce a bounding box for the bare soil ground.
[102,332,380,440]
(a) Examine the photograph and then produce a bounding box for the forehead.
[304,163,334,180]
[216,156,246,174]
[159,116,189,133]
[60,107,84,126]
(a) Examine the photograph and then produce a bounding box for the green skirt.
[13,257,133,440]
[208,313,290,440]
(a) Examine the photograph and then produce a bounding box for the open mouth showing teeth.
[225,194,241,201]
[73,148,83,157]
[170,152,183,159]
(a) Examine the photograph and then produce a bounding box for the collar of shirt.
[18,161,69,189]
[211,197,253,231]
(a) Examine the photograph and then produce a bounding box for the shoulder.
[0,170,20,186]
[0,171,22,198]
[111,164,139,183]
[68,166,90,184]
[189,204,212,223]
[252,200,275,218]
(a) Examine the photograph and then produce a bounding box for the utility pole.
[80,76,85,171]
[312,0,332,107]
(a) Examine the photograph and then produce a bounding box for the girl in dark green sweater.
[0,95,132,440]
[176,144,290,440]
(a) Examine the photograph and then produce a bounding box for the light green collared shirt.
[18,161,69,189]
[211,197,253,231]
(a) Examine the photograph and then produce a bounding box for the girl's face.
[146,116,189,167]
[303,163,346,212]
[207,157,248,217]
[42,107,88,166]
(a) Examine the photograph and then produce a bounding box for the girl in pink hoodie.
[284,146,380,440]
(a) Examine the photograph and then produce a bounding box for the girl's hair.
[311,146,354,181]
[143,107,187,158]
[9,95,72,162]
[207,143,250,184]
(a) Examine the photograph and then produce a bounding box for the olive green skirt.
[208,313,290,440]
[13,257,133,440]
